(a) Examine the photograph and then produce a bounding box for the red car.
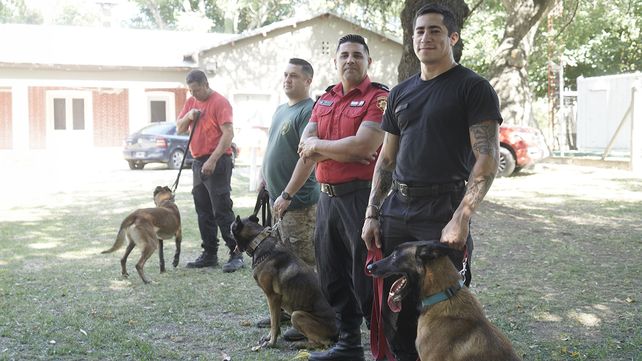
[498,124,550,177]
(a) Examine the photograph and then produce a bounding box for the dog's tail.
[101,217,133,254]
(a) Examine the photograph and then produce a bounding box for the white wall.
[577,72,642,152]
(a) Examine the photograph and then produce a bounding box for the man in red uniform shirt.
[177,69,243,272]
[274,34,388,361]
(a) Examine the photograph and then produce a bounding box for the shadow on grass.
[0,167,640,360]
[472,196,641,360]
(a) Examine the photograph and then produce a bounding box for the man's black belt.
[392,179,466,197]
[320,180,372,197]
[195,153,230,162]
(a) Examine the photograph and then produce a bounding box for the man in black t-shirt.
[361,4,503,361]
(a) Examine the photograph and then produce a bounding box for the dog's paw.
[172,260,179,268]
[252,338,272,351]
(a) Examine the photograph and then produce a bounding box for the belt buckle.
[398,183,409,197]
[322,184,335,197]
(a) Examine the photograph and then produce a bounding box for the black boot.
[308,319,365,361]
[186,251,218,268]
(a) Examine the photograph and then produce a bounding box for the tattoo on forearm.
[371,168,392,206]
[470,123,499,163]
[465,174,494,210]
[360,121,384,131]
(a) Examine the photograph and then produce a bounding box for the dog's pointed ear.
[416,240,452,261]
[233,215,243,232]
[249,214,260,223]
[163,186,171,193]
[154,186,163,196]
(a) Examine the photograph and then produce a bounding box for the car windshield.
[139,123,176,135]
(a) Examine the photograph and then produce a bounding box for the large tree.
[487,0,554,126]
[397,0,471,82]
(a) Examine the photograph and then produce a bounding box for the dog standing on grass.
[102,186,182,284]
[231,215,337,349]
[368,240,521,361]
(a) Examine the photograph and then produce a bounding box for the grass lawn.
[0,152,640,361]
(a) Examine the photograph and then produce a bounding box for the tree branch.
[553,0,579,40]
[468,0,485,16]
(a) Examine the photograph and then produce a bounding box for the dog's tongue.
[387,277,404,313]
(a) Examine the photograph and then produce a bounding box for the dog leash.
[251,188,272,227]
[365,248,397,361]
[170,110,200,194]
[460,246,469,281]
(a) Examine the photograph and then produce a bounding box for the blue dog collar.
[421,279,466,310]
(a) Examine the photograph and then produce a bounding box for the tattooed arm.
[441,120,499,249]
[361,132,399,250]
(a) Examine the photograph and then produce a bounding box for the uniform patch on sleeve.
[376,96,388,112]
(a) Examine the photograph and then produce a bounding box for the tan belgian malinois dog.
[102,186,181,284]
[368,240,521,361]
[231,215,337,349]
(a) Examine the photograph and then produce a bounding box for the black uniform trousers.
[191,154,236,255]
[380,188,473,361]
[315,188,373,326]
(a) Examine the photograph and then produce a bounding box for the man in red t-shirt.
[273,34,388,361]
[177,69,243,272]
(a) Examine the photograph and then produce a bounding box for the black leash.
[170,110,200,194]
[252,188,272,227]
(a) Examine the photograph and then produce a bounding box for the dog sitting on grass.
[368,240,521,361]
[231,215,337,349]
[102,186,181,284]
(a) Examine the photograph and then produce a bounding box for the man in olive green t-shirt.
[260,58,319,267]
[257,58,319,341]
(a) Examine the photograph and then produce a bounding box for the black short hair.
[288,58,314,78]
[336,34,370,55]
[186,69,208,85]
[414,3,459,35]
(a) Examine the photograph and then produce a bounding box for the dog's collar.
[420,279,465,310]
[245,227,272,257]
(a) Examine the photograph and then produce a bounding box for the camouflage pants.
[273,204,317,267]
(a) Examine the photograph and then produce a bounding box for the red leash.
[365,248,396,361]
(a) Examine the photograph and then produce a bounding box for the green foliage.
[530,0,641,96]
[460,0,505,78]
[0,0,42,24]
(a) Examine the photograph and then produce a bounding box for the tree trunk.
[143,0,167,30]
[397,0,470,82]
[488,0,553,126]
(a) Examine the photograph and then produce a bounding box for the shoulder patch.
[371,82,390,92]
[376,95,388,113]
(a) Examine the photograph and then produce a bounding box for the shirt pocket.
[343,105,368,136]
[314,106,333,139]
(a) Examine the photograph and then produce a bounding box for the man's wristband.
[366,204,380,219]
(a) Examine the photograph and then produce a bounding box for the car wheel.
[497,147,516,177]
[168,149,185,170]
[128,161,144,170]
